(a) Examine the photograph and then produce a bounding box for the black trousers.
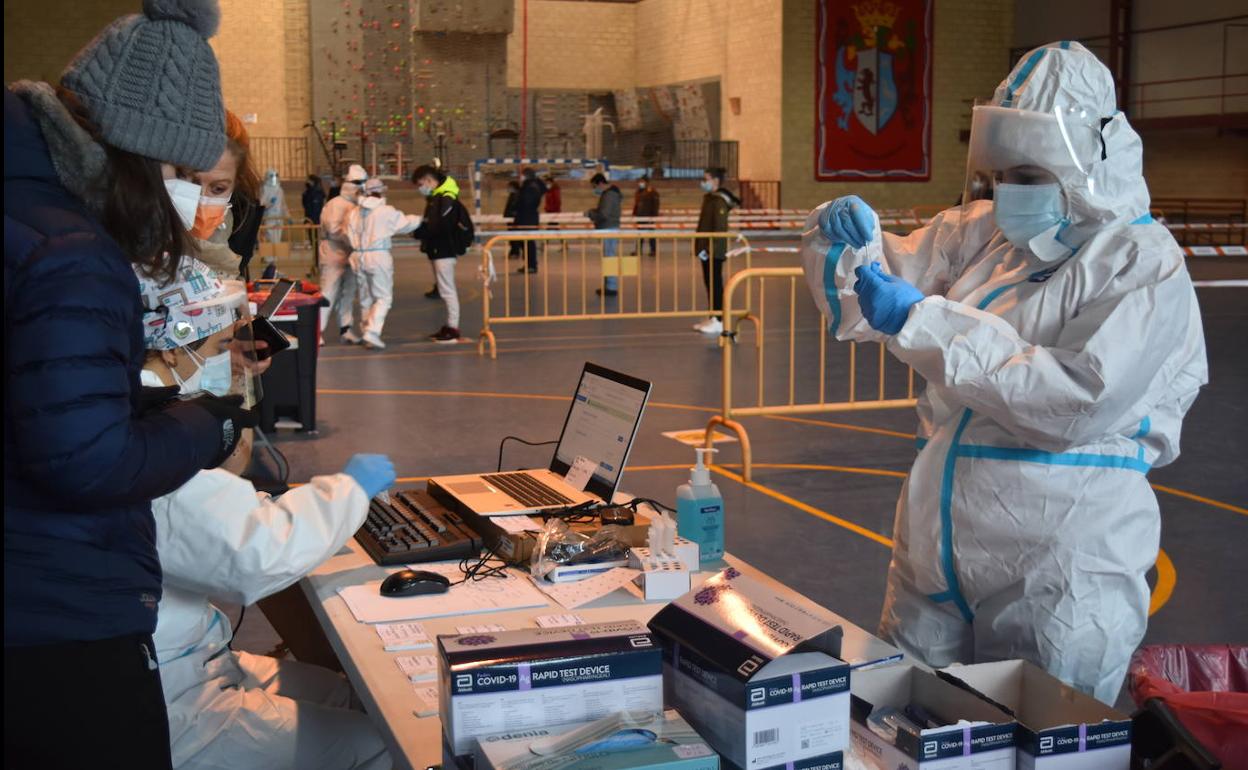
[5,633,172,769]
[701,257,725,312]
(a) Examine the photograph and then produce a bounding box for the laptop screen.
[257,279,296,318]
[550,362,652,502]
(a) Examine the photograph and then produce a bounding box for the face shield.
[180,282,263,407]
[963,102,1103,260]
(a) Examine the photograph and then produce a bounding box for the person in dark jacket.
[632,175,661,257]
[586,172,623,296]
[4,2,255,766]
[302,174,327,249]
[503,179,522,259]
[693,167,741,334]
[515,167,547,273]
[412,164,468,343]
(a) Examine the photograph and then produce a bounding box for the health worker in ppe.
[137,259,396,770]
[320,163,369,343]
[800,41,1207,704]
[347,177,423,349]
[261,167,289,244]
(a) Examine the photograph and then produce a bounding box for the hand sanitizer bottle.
[676,447,723,564]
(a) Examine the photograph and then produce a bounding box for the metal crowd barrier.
[477,231,753,358]
[705,267,918,482]
[257,223,321,278]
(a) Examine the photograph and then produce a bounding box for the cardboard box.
[937,661,1131,770]
[849,664,1017,770]
[648,569,854,770]
[473,710,720,770]
[438,621,665,762]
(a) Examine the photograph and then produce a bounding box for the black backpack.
[447,198,475,256]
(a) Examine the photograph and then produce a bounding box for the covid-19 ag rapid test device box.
[648,568,893,770]
[438,620,664,767]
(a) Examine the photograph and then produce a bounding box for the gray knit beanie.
[60,0,226,171]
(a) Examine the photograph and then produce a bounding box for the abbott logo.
[455,674,473,691]
[923,741,937,759]
[629,636,654,648]
[749,687,765,706]
[1040,737,1054,752]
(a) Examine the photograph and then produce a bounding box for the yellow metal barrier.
[705,267,918,481]
[477,231,753,358]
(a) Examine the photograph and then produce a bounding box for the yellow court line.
[1151,484,1248,516]
[1149,549,1176,616]
[761,414,916,440]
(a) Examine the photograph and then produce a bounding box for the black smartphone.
[245,278,296,361]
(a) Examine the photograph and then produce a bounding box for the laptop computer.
[428,362,652,516]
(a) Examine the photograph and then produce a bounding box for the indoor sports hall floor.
[238,242,1248,705]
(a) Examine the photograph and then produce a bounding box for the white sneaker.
[697,317,723,335]
[692,318,712,332]
[341,329,362,345]
[362,332,386,349]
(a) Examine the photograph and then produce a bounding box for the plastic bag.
[530,519,631,581]
[1128,644,1248,768]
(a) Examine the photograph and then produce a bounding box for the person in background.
[586,172,623,296]
[302,174,326,247]
[137,260,393,770]
[411,163,470,344]
[5,1,256,765]
[222,111,264,279]
[801,42,1207,704]
[347,177,422,349]
[693,167,740,335]
[503,178,522,261]
[515,167,547,274]
[543,173,562,219]
[632,175,660,257]
[319,164,368,343]
[182,109,262,280]
[260,167,288,244]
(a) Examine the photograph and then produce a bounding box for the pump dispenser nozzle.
[691,447,716,486]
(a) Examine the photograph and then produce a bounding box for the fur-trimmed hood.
[9,81,110,217]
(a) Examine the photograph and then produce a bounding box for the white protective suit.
[801,42,1207,703]
[261,169,289,244]
[346,200,421,341]
[319,190,362,332]
[151,469,391,769]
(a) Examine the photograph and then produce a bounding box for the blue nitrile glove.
[853,262,924,335]
[343,453,397,499]
[819,195,876,249]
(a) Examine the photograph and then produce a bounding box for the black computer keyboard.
[354,490,484,566]
[481,472,574,508]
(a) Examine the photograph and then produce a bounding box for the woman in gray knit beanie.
[4,2,255,768]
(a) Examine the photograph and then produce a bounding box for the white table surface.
[301,539,895,770]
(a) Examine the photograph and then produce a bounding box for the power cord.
[453,543,526,585]
[497,435,559,473]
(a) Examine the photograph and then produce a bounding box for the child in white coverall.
[346,178,422,349]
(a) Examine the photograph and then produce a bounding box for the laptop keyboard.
[482,472,575,508]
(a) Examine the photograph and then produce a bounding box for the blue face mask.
[994,183,1065,251]
[701,181,715,193]
[186,348,234,396]
[593,187,603,197]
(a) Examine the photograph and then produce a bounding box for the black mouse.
[380,569,451,597]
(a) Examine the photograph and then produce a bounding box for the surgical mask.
[191,195,231,239]
[165,178,203,230]
[701,181,715,192]
[361,195,384,210]
[418,184,435,197]
[185,347,234,396]
[994,183,1065,252]
[592,187,603,197]
[638,181,647,190]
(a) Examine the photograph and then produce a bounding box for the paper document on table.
[492,515,543,534]
[531,567,641,609]
[412,684,439,718]
[564,456,598,492]
[534,613,586,628]
[396,654,438,682]
[375,622,432,651]
[338,568,548,623]
[457,623,507,634]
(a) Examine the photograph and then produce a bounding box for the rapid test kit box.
[647,568,856,770]
[937,661,1131,770]
[438,620,664,765]
[473,710,720,770]
[850,664,1017,770]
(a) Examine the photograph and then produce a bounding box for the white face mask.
[361,196,384,210]
[165,178,203,230]
[638,182,647,190]
[994,183,1066,253]
[170,347,232,396]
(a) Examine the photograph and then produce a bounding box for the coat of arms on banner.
[816,0,933,181]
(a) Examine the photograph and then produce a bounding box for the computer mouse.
[380,569,451,597]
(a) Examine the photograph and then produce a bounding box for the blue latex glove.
[853,262,923,335]
[343,453,397,499]
[819,195,876,249]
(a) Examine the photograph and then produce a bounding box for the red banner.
[815,0,933,181]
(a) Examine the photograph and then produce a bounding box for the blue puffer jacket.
[4,86,221,647]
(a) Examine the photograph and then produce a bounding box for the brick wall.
[506,0,635,91]
[1141,128,1248,200]
[781,0,1014,211]
[721,0,782,181]
[3,0,136,84]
